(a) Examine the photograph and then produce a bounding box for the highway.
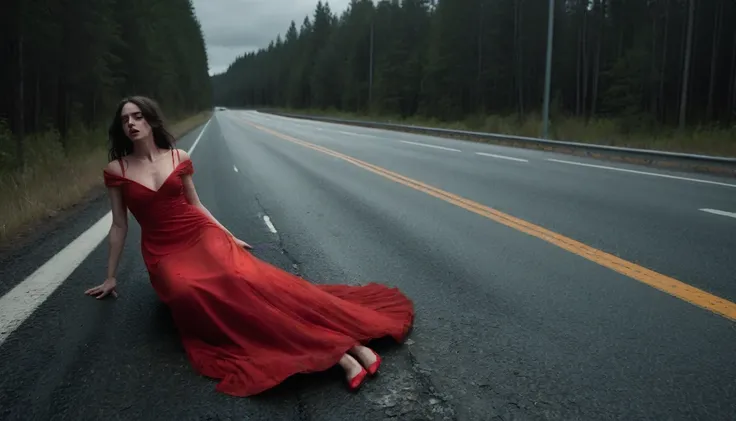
[1,109,735,421]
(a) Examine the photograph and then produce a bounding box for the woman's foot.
[349,345,382,375]
[338,353,367,391]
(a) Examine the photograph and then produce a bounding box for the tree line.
[1,0,212,168]
[212,0,736,133]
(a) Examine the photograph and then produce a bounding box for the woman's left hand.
[233,237,253,249]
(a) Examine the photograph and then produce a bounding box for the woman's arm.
[106,185,128,279]
[85,163,127,299]
[184,180,235,237]
[178,150,249,248]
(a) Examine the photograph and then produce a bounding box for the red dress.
[102,151,414,397]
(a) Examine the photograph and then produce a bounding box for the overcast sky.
[192,0,352,76]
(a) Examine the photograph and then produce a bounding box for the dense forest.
[1,0,212,168]
[212,0,736,137]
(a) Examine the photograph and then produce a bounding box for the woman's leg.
[349,345,380,372]
[338,353,368,391]
[338,353,364,379]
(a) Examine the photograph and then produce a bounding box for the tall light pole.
[542,0,555,139]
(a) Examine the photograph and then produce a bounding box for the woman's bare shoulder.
[104,159,125,177]
[176,148,191,163]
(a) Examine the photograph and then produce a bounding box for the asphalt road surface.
[1,110,735,421]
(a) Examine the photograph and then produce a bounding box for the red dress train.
[102,151,415,397]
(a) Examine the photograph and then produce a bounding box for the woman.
[84,96,415,396]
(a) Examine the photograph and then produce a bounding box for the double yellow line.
[247,121,736,322]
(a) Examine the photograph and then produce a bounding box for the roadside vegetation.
[213,0,736,158]
[277,108,736,157]
[1,0,212,243]
[0,113,210,243]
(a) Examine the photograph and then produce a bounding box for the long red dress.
[102,150,415,397]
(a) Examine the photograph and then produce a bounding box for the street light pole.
[542,0,555,139]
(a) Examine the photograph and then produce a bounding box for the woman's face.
[120,102,152,141]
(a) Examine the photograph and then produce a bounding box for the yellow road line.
[246,121,736,322]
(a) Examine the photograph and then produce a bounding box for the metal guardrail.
[260,110,736,176]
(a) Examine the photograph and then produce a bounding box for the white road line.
[188,118,212,155]
[548,158,736,188]
[263,215,278,234]
[401,140,461,152]
[700,208,736,219]
[337,131,376,138]
[0,213,112,345]
[476,152,528,162]
[233,165,239,173]
[0,118,212,347]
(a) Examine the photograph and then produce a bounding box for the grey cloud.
[192,0,352,75]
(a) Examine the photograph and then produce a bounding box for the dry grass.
[0,112,211,243]
[276,108,736,158]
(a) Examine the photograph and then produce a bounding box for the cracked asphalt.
[1,110,735,421]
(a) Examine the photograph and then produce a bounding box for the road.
[1,110,735,421]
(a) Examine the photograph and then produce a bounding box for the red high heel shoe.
[366,350,382,376]
[347,367,368,391]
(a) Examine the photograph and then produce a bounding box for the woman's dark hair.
[108,96,175,161]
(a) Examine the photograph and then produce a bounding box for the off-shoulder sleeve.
[179,159,194,175]
[103,170,126,188]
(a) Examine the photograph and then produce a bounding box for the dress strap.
[171,148,181,166]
